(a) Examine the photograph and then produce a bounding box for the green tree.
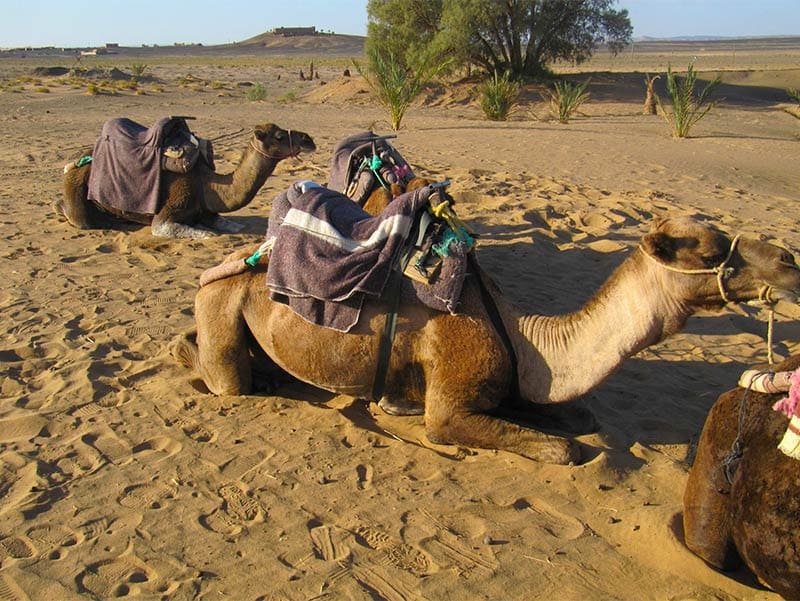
[367,0,632,79]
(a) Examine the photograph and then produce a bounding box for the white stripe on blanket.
[281,208,413,254]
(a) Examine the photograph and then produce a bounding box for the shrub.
[643,74,660,115]
[544,79,591,124]
[354,49,448,131]
[245,82,267,101]
[657,63,722,138]
[480,71,519,121]
[131,63,148,78]
[86,83,100,95]
[788,88,799,103]
[277,90,298,103]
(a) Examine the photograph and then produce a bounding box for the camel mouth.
[747,285,800,306]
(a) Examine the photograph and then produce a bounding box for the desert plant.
[788,88,800,103]
[86,83,100,96]
[354,49,448,131]
[544,79,591,124]
[643,74,660,115]
[277,90,298,103]
[657,63,722,138]
[480,70,519,121]
[131,63,148,78]
[245,82,267,101]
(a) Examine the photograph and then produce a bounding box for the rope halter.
[250,129,298,160]
[639,234,742,303]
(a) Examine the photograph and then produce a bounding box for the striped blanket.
[265,181,468,332]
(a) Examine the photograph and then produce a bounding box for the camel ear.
[641,231,676,262]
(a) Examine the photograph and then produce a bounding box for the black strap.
[473,257,519,400]
[371,209,424,401]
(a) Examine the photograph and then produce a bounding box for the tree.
[367,0,632,79]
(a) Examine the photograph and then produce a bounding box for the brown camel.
[57,123,315,238]
[173,215,800,463]
[684,354,800,598]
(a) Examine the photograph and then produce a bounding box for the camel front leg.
[424,397,580,464]
[683,393,741,570]
[172,281,253,394]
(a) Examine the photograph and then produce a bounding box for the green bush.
[245,82,267,101]
[657,63,722,138]
[480,71,519,121]
[788,88,799,103]
[544,79,591,124]
[354,49,448,131]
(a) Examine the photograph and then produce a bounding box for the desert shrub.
[788,88,800,103]
[86,83,99,95]
[246,83,267,101]
[33,86,50,93]
[544,79,591,124]
[480,70,519,121]
[354,48,448,131]
[643,74,660,115]
[657,63,722,138]
[277,90,298,103]
[131,63,148,78]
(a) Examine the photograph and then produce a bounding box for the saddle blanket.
[265,181,468,332]
[87,116,201,216]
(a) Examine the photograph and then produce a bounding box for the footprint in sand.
[0,535,36,562]
[76,545,198,599]
[310,524,352,562]
[117,482,177,510]
[26,523,82,561]
[199,483,264,537]
[354,525,430,577]
[356,463,373,490]
[132,436,183,464]
[0,572,30,601]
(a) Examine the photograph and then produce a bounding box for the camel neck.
[503,252,690,404]
[203,142,279,213]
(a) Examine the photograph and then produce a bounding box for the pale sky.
[1,0,798,49]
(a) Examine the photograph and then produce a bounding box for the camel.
[172,213,800,464]
[57,122,316,238]
[684,354,800,598]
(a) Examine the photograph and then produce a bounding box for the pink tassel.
[773,368,800,417]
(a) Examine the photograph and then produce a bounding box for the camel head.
[251,123,316,161]
[640,216,800,310]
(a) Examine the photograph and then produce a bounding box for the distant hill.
[233,31,365,55]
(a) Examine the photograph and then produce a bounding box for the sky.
[1,0,798,49]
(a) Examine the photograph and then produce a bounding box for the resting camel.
[684,354,800,598]
[173,213,800,463]
[58,123,316,238]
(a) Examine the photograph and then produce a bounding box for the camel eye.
[702,252,726,267]
[780,250,796,266]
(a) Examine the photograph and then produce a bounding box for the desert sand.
[1,35,800,600]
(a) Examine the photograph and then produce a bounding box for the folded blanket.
[327,131,414,206]
[87,117,192,215]
[266,181,431,331]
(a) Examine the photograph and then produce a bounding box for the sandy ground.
[1,37,800,600]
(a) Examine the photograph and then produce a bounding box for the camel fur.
[684,353,800,598]
[173,215,800,464]
[57,123,315,238]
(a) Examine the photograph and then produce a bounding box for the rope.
[639,234,741,303]
[249,129,299,161]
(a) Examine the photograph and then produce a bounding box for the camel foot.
[378,396,424,416]
[208,215,245,234]
[494,401,599,436]
[152,221,215,239]
[170,331,198,369]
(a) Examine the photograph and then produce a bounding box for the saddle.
[327,131,414,207]
[84,116,214,216]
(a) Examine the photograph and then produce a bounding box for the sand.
[1,37,800,600]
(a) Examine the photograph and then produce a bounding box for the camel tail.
[199,259,251,287]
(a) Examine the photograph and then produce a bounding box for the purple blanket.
[265,181,470,332]
[87,117,183,215]
[327,131,415,206]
